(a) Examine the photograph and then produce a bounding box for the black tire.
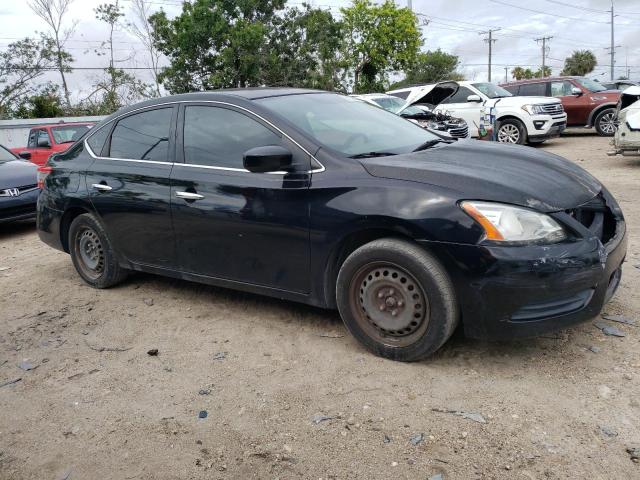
[496,118,527,145]
[594,108,616,137]
[336,238,459,362]
[68,213,127,288]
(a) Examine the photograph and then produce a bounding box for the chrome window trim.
[83,99,325,174]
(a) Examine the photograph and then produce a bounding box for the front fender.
[587,103,617,126]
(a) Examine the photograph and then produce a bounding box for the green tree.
[87,0,151,114]
[510,66,550,80]
[14,83,65,118]
[0,37,56,119]
[150,0,286,93]
[28,0,76,109]
[263,4,344,90]
[390,49,463,90]
[561,50,597,76]
[340,0,421,93]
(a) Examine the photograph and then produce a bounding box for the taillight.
[37,166,52,189]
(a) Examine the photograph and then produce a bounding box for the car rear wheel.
[69,213,127,288]
[496,119,526,144]
[594,108,616,136]
[336,238,459,361]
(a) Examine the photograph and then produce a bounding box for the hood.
[0,159,37,190]
[402,81,460,110]
[360,140,601,212]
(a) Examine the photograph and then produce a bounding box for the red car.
[501,76,620,136]
[11,122,95,166]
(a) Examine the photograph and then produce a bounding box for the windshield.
[51,125,91,144]
[369,96,407,113]
[257,93,439,156]
[472,82,513,98]
[575,77,607,93]
[399,105,428,116]
[0,145,16,162]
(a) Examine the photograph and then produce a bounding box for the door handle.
[92,183,112,192]
[175,191,204,201]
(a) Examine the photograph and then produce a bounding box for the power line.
[489,0,611,24]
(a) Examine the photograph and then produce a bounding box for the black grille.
[566,195,616,244]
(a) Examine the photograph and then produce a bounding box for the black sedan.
[0,144,39,223]
[36,89,626,361]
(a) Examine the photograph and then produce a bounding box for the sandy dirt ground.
[1,130,639,480]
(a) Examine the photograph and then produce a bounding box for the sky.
[0,0,639,101]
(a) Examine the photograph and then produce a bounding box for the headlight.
[521,104,545,115]
[461,201,567,244]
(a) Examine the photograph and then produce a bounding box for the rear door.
[85,105,178,268]
[170,102,311,293]
[435,86,482,136]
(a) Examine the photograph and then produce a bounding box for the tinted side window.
[183,106,281,169]
[550,81,574,96]
[87,124,111,156]
[442,87,475,104]
[518,83,547,96]
[27,130,38,148]
[502,85,519,95]
[109,108,173,161]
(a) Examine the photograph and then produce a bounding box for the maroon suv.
[501,76,620,136]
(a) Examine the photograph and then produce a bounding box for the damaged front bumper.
[418,199,627,340]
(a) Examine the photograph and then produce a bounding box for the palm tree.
[561,50,597,76]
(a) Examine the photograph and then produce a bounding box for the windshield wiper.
[412,139,453,152]
[349,151,398,159]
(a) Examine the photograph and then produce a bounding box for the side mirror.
[243,145,293,173]
[571,87,583,96]
[37,137,51,148]
[467,94,482,103]
[18,151,32,160]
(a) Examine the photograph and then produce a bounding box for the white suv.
[388,81,567,145]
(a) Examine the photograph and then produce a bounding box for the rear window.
[108,108,173,161]
[87,124,111,156]
[517,83,547,96]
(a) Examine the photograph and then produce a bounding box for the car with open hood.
[0,144,39,223]
[36,89,626,361]
[388,81,567,145]
[351,93,469,139]
[608,85,640,157]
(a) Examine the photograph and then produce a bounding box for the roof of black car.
[100,88,328,123]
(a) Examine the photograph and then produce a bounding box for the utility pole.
[535,36,552,77]
[504,66,508,83]
[480,29,499,82]
[407,0,412,9]
[610,1,615,80]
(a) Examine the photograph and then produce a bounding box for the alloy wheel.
[348,262,429,348]
[497,124,521,143]
[598,112,617,135]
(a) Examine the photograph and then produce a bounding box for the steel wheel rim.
[348,262,430,348]
[497,124,520,143]
[599,112,616,134]
[75,226,105,280]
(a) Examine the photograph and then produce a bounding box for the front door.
[435,86,482,137]
[170,103,311,293]
[86,106,178,267]
[551,80,584,125]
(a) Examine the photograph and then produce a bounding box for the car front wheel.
[69,213,128,288]
[336,238,459,361]
[594,108,616,136]
[496,118,527,144]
